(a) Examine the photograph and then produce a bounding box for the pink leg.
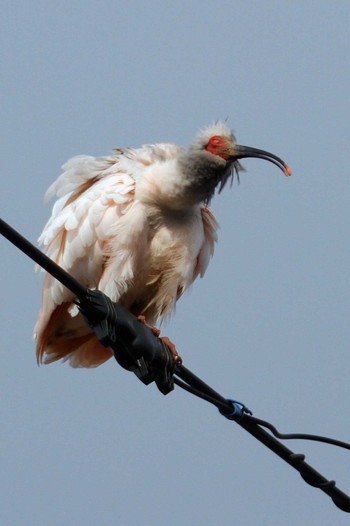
[137,315,160,337]
[137,316,182,364]
[160,336,183,364]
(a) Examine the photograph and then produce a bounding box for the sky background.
[1,1,350,524]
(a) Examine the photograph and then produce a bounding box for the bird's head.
[187,122,291,199]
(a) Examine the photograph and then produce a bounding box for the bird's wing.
[38,143,182,301]
[35,144,182,365]
[195,206,219,279]
[37,153,135,315]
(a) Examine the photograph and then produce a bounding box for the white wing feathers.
[35,143,219,367]
[35,152,136,358]
[44,155,113,201]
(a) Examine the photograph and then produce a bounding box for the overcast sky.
[1,1,350,525]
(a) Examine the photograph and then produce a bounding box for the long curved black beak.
[232,145,292,177]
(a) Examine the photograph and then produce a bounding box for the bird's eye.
[205,136,226,154]
[208,136,222,147]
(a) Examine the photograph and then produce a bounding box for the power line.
[1,216,350,513]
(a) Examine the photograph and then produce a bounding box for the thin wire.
[173,376,233,412]
[173,375,350,451]
[2,216,350,513]
[172,371,350,513]
[248,416,350,451]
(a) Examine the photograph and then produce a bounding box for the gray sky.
[1,1,350,524]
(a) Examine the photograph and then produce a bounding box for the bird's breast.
[116,204,205,322]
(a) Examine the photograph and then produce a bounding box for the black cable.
[173,376,231,411]
[1,216,350,513]
[173,365,350,513]
[247,416,350,451]
[174,365,350,450]
[0,218,87,301]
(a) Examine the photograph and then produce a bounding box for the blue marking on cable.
[221,399,253,420]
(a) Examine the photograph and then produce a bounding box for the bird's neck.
[177,149,231,204]
[135,150,231,212]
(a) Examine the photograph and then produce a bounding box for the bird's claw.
[160,336,183,364]
[137,316,182,364]
[137,315,161,337]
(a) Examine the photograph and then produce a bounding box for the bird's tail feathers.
[36,303,112,368]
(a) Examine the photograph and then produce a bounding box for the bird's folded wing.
[36,154,136,333]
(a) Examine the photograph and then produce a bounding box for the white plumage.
[35,122,290,368]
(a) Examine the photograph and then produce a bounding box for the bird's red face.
[205,134,292,177]
[205,135,235,161]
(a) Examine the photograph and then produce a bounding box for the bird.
[35,121,291,368]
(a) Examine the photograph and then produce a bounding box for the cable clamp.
[220,399,253,421]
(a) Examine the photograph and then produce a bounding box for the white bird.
[35,122,291,368]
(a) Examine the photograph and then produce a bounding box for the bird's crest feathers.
[192,121,235,150]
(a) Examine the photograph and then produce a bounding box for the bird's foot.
[160,336,183,364]
[137,315,161,337]
[137,316,182,364]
